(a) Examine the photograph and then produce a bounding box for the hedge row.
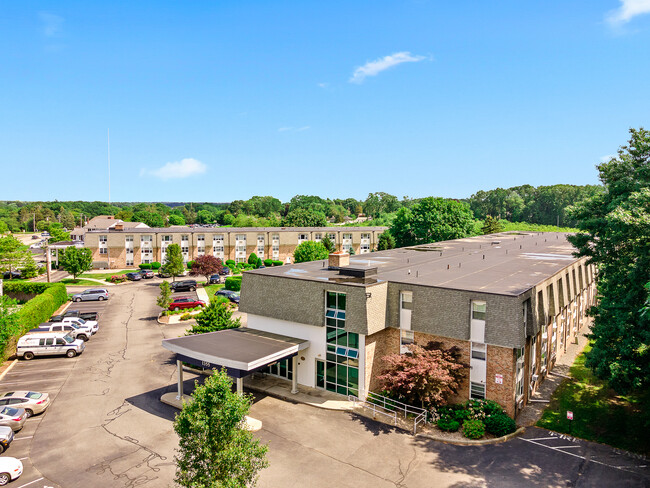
[138,262,161,270]
[0,282,68,361]
[3,281,56,295]
[224,276,242,291]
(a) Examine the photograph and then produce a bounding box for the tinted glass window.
[26,392,42,399]
[3,393,13,398]
[39,339,46,346]
[56,339,65,345]
[0,400,8,406]
[46,339,54,346]
[1,407,19,416]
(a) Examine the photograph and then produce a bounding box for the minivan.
[71,289,110,302]
[16,332,85,360]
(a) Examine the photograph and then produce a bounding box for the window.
[470,382,486,399]
[99,248,107,255]
[471,342,486,360]
[342,233,352,241]
[99,235,107,243]
[126,258,134,266]
[328,233,336,241]
[197,234,205,242]
[298,233,309,242]
[314,233,322,241]
[360,243,370,253]
[471,301,486,321]
[162,235,172,243]
[323,292,359,396]
[181,246,189,254]
[181,235,189,243]
[125,235,133,243]
[515,347,525,399]
[262,358,293,380]
[257,235,265,243]
[400,291,413,353]
[530,335,537,375]
[141,235,152,243]
[361,233,370,240]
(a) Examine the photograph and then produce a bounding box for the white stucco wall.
[247,314,365,393]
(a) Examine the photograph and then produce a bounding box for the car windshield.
[68,323,80,329]
[63,334,75,343]
[76,318,86,325]
[26,392,42,399]
[1,407,19,416]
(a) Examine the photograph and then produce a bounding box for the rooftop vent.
[328,252,349,269]
[337,266,378,279]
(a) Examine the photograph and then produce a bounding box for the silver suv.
[72,288,109,302]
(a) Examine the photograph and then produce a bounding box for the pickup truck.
[30,321,93,341]
[50,310,99,322]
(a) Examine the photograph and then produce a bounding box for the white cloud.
[142,158,207,180]
[607,0,650,25]
[38,12,64,37]
[600,154,616,163]
[318,83,329,88]
[297,126,310,131]
[350,51,426,84]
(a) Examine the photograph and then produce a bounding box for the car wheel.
[66,349,77,358]
[25,409,33,418]
[0,472,10,486]
[173,307,180,311]
[0,445,4,454]
[23,351,34,360]
[190,287,196,291]
[98,296,105,301]
[79,335,88,341]
[75,297,81,302]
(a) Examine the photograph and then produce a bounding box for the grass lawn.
[537,344,650,455]
[61,278,107,286]
[203,283,225,302]
[78,270,131,281]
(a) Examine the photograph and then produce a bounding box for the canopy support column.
[291,356,299,394]
[236,377,243,395]
[176,359,184,400]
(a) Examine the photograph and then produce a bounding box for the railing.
[348,389,430,434]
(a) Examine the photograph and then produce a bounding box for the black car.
[2,271,20,280]
[50,310,99,322]
[208,274,221,284]
[125,272,142,281]
[170,280,197,292]
[139,269,155,279]
[158,270,172,278]
[215,289,240,304]
[219,267,230,276]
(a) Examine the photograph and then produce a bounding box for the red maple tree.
[189,255,223,283]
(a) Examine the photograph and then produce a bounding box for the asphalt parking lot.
[0,295,111,488]
[0,281,647,487]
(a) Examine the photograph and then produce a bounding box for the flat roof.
[246,232,584,297]
[87,226,387,234]
[162,328,310,372]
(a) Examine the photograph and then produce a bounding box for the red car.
[168,297,206,311]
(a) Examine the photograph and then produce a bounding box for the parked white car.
[17,332,85,360]
[0,457,23,485]
[61,317,99,335]
[0,391,50,417]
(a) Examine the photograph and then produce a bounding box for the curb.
[0,359,18,382]
[416,426,526,446]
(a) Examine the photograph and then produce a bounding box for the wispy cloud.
[278,126,310,132]
[350,51,426,84]
[606,0,650,25]
[141,158,207,180]
[317,82,329,88]
[38,12,64,37]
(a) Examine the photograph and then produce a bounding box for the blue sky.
[1,1,649,203]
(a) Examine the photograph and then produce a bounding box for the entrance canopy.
[162,328,310,378]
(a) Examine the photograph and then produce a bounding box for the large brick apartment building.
[239,232,595,417]
[83,226,387,269]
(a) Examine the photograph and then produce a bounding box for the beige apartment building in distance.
[84,225,388,269]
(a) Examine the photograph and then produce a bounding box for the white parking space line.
[16,477,44,488]
[527,436,558,441]
[14,436,34,440]
[517,438,639,473]
[0,379,70,385]
[556,445,581,449]
[3,368,76,375]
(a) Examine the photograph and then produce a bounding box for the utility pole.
[46,245,51,283]
[108,129,111,205]
[33,213,36,233]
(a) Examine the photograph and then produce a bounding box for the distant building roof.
[83,216,148,231]
[85,226,387,234]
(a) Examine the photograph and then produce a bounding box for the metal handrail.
[349,389,431,434]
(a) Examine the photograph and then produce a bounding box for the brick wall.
[486,344,516,417]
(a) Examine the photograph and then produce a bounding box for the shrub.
[151,262,162,270]
[437,416,460,432]
[272,260,283,266]
[225,259,236,267]
[462,399,505,420]
[180,313,192,321]
[264,259,273,267]
[139,263,152,270]
[108,275,128,283]
[2,281,55,295]
[484,414,516,437]
[248,253,258,266]
[462,419,485,439]
[186,260,195,270]
[225,276,242,291]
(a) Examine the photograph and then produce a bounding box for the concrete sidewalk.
[517,325,592,427]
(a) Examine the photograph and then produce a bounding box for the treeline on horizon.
[0,183,603,233]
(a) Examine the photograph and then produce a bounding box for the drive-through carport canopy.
[162,328,310,396]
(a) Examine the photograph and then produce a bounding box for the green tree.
[0,236,32,275]
[321,236,335,252]
[173,369,268,487]
[567,128,650,393]
[47,223,70,243]
[377,231,395,251]
[189,299,241,335]
[168,214,186,226]
[156,281,172,309]
[293,241,329,264]
[247,253,259,266]
[281,208,327,227]
[162,243,185,281]
[481,215,503,235]
[390,197,474,247]
[59,247,93,280]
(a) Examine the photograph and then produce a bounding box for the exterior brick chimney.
[328,251,349,269]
